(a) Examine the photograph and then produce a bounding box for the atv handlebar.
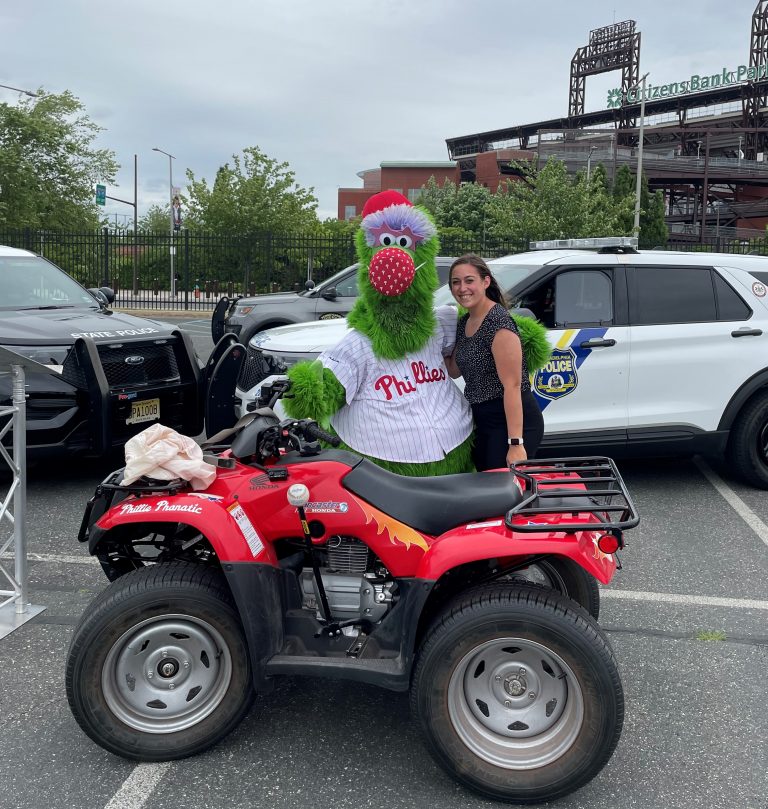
[303,421,342,447]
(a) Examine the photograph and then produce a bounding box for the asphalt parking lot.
[1,319,766,809]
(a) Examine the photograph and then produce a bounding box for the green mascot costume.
[284,190,550,476]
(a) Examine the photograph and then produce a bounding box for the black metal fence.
[2,227,767,310]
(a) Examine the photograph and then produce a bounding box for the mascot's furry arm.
[282,360,344,426]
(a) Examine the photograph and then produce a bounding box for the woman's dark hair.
[449,254,507,307]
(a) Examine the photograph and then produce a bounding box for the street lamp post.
[152,147,176,298]
[631,72,649,237]
[0,83,38,97]
[738,135,743,166]
[586,145,598,184]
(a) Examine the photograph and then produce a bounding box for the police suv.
[0,246,202,457]
[231,238,768,488]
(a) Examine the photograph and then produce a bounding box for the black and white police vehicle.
[229,238,768,488]
[0,246,202,458]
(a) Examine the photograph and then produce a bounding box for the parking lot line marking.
[601,589,768,610]
[104,763,170,809]
[0,552,96,565]
[694,457,768,549]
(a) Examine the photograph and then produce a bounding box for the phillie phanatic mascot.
[283,190,549,476]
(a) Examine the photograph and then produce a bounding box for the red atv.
[66,379,639,804]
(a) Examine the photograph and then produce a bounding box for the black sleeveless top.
[455,303,531,404]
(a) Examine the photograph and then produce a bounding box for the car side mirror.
[321,286,338,301]
[88,287,114,306]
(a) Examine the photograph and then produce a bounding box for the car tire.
[65,563,253,761]
[727,391,768,488]
[411,584,623,804]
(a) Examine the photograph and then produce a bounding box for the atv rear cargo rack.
[505,456,639,542]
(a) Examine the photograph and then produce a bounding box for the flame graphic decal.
[352,496,429,552]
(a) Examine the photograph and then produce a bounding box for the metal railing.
[2,227,766,309]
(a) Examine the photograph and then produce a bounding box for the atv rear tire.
[727,392,768,489]
[411,584,623,804]
[65,563,253,761]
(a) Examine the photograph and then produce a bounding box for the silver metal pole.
[633,73,649,236]
[169,155,174,299]
[11,365,27,614]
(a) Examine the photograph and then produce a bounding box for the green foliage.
[183,146,318,234]
[139,204,172,232]
[640,189,668,248]
[486,158,633,242]
[590,163,610,193]
[0,90,118,230]
[416,177,493,241]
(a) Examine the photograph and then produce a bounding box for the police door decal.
[532,328,609,410]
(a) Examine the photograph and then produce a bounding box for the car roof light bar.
[530,237,638,250]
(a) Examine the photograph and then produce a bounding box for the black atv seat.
[342,458,523,537]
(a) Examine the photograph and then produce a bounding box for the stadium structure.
[445,2,768,242]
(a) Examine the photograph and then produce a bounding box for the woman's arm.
[443,349,462,379]
[491,329,527,463]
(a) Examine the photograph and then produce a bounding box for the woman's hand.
[506,444,527,466]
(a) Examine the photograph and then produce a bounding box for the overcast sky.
[2,0,758,222]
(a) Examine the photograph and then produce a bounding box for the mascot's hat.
[361,190,412,219]
[360,190,436,246]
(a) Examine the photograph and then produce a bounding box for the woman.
[445,254,544,471]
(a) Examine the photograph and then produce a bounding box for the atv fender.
[92,492,277,565]
[415,527,617,584]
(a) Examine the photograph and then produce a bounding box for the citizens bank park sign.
[607,63,768,108]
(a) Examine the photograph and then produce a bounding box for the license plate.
[126,398,160,425]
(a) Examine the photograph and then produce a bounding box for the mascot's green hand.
[512,314,552,373]
[284,360,345,428]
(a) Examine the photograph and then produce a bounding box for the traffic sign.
[95,184,106,206]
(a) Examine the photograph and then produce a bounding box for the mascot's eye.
[396,235,413,248]
[379,233,395,246]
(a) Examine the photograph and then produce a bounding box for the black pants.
[470,391,544,472]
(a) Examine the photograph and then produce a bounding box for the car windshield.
[0,256,98,310]
[302,263,358,297]
[433,262,544,306]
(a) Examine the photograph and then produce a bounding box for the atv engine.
[300,536,395,624]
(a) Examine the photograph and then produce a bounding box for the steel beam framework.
[743,1,768,158]
[0,362,45,639]
[569,20,640,128]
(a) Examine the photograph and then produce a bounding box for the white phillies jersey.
[319,306,472,463]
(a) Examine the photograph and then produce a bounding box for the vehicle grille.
[61,341,180,390]
[238,345,284,391]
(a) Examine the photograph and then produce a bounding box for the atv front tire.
[65,563,253,761]
[411,584,623,804]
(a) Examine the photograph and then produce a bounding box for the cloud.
[1,0,757,220]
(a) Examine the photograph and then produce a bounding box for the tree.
[184,146,318,234]
[415,176,492,241]
[0,91,118,230]
[139,204,171,232]
[486,158,633,242]
[612,164,668,246]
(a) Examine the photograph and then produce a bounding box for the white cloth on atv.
[319,305,472,463]
[122,423,216,489]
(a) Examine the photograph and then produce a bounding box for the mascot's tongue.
[368,247,416,297]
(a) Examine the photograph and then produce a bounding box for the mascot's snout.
[368,247,416,296]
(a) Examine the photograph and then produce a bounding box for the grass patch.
[695,630,727,641]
